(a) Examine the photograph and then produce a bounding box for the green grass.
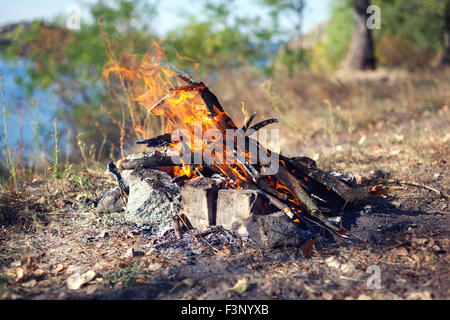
[103,264,142,288]
[0,72,17,187]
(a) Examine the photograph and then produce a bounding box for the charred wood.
[120,155,181,170]
[107,162,129,201]
[248,118,278,132]
[136,133,173,148]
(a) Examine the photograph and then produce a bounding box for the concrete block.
[216,189,264,235]
[181,177,219,230]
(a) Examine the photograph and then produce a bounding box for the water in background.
[0,58,58,160]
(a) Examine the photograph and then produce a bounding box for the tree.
[440,0,450,65]
[372,0,447,68]
[261,0,307,71]
[342,0,376,70]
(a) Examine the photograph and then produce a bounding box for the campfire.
[102,45,381,245]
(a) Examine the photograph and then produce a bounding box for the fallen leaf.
[15,267,24,282]
[358,135,366,146]
[66,270,96,290]
[147,262,161,271]
[300,239,317,257]
[231,278,248,295]
[125,247,135,258]
[182,278,197,288]
[65,265,81,277]
[86,285,98,295]
[33,269,45,277]
[411,238,428,245]
[407,291,432,300]
[53,263,64,275]
[325,256,340,269]
[393,247,408,256]
[21,279,37,288]
[322,292,333,300]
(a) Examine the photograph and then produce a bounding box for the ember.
[104,44,381,242]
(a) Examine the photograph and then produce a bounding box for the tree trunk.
[343,0,376,70]
[440,1,450,65]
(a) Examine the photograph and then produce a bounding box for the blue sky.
[0,0,332,35]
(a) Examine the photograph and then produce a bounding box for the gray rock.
[124,167,181,228]
[242,211,305,248]
[96,187,124,213]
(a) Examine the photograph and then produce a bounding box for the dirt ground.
[0,72,449,300]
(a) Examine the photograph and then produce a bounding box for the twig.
[172,215,182,239]
[281,154,371,206]
[107,162,129,202]
[386,179,448,198]
[242,112,256,131]
[177,214,199,244]
[136,133,173,148]
[248,118,278,132]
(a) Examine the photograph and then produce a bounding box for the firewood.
[136,133,173,148]
[280,155,371,207]
[242,112,256,131]
[275,166,342,233]
[248,118,278,132]
[107,162,129,202]
[119,155,181,170]
[117,75,373,239]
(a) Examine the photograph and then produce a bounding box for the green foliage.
[261,0,306,33]
[103,264,142,288]
[372,0,446,51]
[311,0,353,73]
[165,1,276,76]
[371,0,447,68]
